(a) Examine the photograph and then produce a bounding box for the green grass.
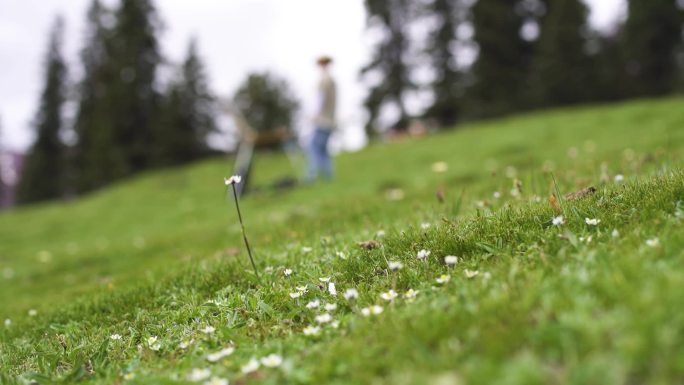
[1,97,684,384]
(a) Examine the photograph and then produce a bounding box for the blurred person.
[305,55,337,182]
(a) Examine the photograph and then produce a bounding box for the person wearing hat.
[306,55,337,181]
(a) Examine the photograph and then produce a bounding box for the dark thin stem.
[231,185,260,282]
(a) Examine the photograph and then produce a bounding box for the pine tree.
[530,0,591,107]
[623,0,684,97]
[155,39,217,166]
[468,0,534,117]
[73,0,124,193]
[423,0,468,128]
[17,17,68,204]
[105,0,162,175]
[361,0,416,136]
[233,72,299,134]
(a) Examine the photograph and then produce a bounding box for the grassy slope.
[1,98,683,384]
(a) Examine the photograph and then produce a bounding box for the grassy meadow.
[1,97,684,384]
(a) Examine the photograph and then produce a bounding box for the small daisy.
[148,336,161,351]
[306,299,320,309]
[444,255,458,266]
[296,285,308,293]
[260,354,283,368]
[579,235,593,244]
[417,249,431,260]
[28,309,37,317]
[646,238,660,248]
[283,268,293,276]
[421,223,431,230]
[187,368,211,382]
[614,174,624,183]
[611,229,620,238]
[376,230,386,238]
[289,292,302,299]
[110,334,122,341]
[380,290,398,301]
[328,282,337,296]
[343,288,359,300]
[324,303,337,311]
[388,261,403,271]
[201,326,216,334]
[404,289,419,301]
[371,305,384,314]
[493,191,502,199]
[241,357,260,374]
[464,269,479,278]
[552,215,565,226]
[361,305,384,317]
[303,325,321,336]
[315,313,333,324]
[301,246,313,253]
[4,319,10,328]
[264,266,274,274]
[585,218,601,226]
[204,377,229,385]
[207,347,235,362]
[335,251,347,259]
[319,277,331,283]
[330,320,340,329]
[435,274,451,284]
[179,340,193,349]
[147,336,158,345]
[224,175,242,185]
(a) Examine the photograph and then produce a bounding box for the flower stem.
[231,185,260,282]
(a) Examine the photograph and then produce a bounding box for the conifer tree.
[155,39,217,166]
[623,0,684,96]
[17,17,68,204]
[361,0,416,136]
[530,0,591,106]
[468,0,534,117]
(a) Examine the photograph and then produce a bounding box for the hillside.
[1,98,684,384]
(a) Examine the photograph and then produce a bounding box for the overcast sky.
[0,0,625,152]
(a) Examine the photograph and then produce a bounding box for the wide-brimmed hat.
[316,55,333,65]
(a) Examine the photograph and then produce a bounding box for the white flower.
[435,274,451,284]
[303,325,321,336]
[585,218,601,226]
[289,292,302,299]
[444,255,458,266]
[187,368,212,382]
[147,336,158,345]
[404,289,419,301]
[241,357,260,374]
[417,249,431,260]
[376,230,386,238]
[306,299,320,309]
[579,235,593,244]
[315,313,333,324]
[388,261,403,271]
[110,334,122,341]
[179,340,193,349]
[335,251,347,259]
[343,288,359,300]
[264,266,274,274]
[380,290,398,301]
[331,320,340,329]
[420,223,431,230]
[464,269,479,278]
[28,309,37,317]
[296,285,308,293]
[224,175,242,185]
[361,305,384,317]
[301,246,313,253]
[328,282,337,296]
[611,229,620,238]
[319,276,331,283]
[204,377,229,385]
[4,319,10,328]
[207,347,235,362]
[283,268,293,276]
[201,326,216,334]
[614,174,624,183]
[260,354,283,368]
[324,303,337,311]
[493,191,502,199]
[552,215,565,226]
[147,336,161,351]
[646,238,660,248]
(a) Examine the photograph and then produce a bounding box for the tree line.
[361,0,684,135]
[14,0,684,205]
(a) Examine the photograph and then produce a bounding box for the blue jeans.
[306,128,333,181]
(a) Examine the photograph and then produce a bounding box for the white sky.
[0,0,625,152]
